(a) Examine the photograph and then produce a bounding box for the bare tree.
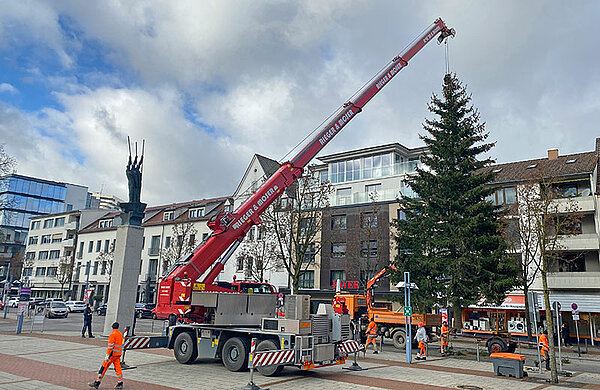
[0,144,16,177]
[96,244,115,282]
[55,255,73,298]
[515,174,582,383]
[236,226,280,282]
[261,169,332,293]
[160,221,197,275]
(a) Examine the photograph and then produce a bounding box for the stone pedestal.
[103,225,143,336]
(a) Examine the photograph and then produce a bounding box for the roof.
[79,196,232,233]
[317,142,427,163]
[232,154,280,198]
[482,151,597,185]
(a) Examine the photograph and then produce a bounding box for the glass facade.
[0,175,67,229]
[327,152,420,184]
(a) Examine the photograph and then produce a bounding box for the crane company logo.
[376,60,406,90]
[232,185,279,230]
[318,108,355,146]
[422,25,441,45]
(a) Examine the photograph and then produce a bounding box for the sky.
[0,1,599,205]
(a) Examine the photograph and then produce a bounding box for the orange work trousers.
[97,355,123,383]
[365,336,377,348]
[441,336,448,352]
[418,341,426,356]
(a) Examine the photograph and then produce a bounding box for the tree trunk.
[452,302,462,330]
[523,285,533,342]
[541,269,558,383]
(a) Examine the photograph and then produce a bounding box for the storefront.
[462,294,528,336]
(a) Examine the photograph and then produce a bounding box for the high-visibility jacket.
[367,321,377,336]
[441,325,449,338]
[107,329,124,357]
[539,334,549,350]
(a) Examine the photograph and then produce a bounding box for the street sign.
[573,314,580,321]
[571,303,578,312]
[403,306,412,316]
[552,301,561,312]
[17,301,28,316]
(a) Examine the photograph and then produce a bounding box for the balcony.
[552,196,596,214]
[62,239,75,248]
[64,222,78,231]
[556,234,599,251]
[330,187,417,207]
[548,272,600,290]
[328,160,422,184]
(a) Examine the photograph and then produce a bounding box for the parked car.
[45,301,69,318]
[29,297,45,309]
[135,303,155,319]
[96,304,107,316]
[65,301,86,313]
[8,297,19,308]
[0,300,4,310]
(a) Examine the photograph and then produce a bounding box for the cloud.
[0,83,18,94]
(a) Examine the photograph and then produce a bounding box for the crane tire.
[222,337,250,372]
[174,332,198,364]
[255,339,284,377]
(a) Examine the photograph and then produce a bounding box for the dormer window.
[98,219,113,229]
[566,158,577,164]
[163,211,174,221]
[189,208,205,219]
[526,164,537,169]
[492,168,503,173]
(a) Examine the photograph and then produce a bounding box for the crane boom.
[156,18,454,321]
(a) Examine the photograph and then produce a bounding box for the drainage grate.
[457,386,483,390]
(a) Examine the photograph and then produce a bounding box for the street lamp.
[396,272,418,364]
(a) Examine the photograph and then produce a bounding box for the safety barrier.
[124,336,151,350]
[338,340,362,355]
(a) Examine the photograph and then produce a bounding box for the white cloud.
[0,83,18,94]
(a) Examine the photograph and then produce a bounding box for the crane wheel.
[255,339,284,377]
[222,337,250,372]
[392,329,407,349]
[173,332,198,364]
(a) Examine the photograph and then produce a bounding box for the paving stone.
[0,380,72,389]
[0,371,27,384]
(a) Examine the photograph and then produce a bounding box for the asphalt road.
[0,307,168,336]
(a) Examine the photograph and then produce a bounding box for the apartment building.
[75,197,232,303]
[87,192,123,210]
[479,138,600,343]
[0,174,88,280]
[308,142,426,299]
[22,209,109,298]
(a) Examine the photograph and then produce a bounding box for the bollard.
[476,339,480,362]
[120,327,137,370]
[235,338,267,390]
[15,312,23,334]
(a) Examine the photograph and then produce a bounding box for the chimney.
[547,148,558,160]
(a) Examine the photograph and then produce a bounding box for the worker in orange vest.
[415,322,428,360]
[539,330,550,371]
[89,322,124,389]
[440,321,449,355]
[364,317,379,354]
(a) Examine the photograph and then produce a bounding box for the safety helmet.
[418,322,424,327]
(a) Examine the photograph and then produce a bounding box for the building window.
[299,218,316,237]
[93,262,99,275]
[38,251,48,260]
[202,233,209,241]
[35,267,46,277]
[96,240,101,252]
[330,270,346,286]
[557,253,586,272]
[25,252,35,261]
[320,170,328,183]
[88,241,93,253]
[336,188,352,205]
[487,187,516,206]
[54,217,65,227]
[41,235,51,244]
[331,243,346,258]
[298,270,315,289]
[28,236,38,245]
[237,256,244,272]
[247,227,255,241]
[189,208,205,219]
[361,212,378,228]
[78,242,84,258]
[149,235,160,255]
[301,243,316,263]
[31,221,40,230]
[47,267,57,277]
[51,234,62,243]
[103,239,110,252]
[361,240,378,258]
[49,250,60,259]
[23,268,33,277]
[164,236,171,248]
[365,183,382,197]
[99,219,113,229]
[397,209,407,220]
[331,215,347,230]
[101,261,107,275]
[360,270,376,287]
[188,234,195,246]
[163,211,174,221]
[43,219,53,229]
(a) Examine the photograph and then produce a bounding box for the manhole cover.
[457,386,483,390]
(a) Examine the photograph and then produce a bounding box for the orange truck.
[334,267,441,349]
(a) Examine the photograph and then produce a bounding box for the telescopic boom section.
[161,18,454,289]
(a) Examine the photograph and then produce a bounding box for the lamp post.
[396,272,418,364]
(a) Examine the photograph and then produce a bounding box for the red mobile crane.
[155,19,455,323]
